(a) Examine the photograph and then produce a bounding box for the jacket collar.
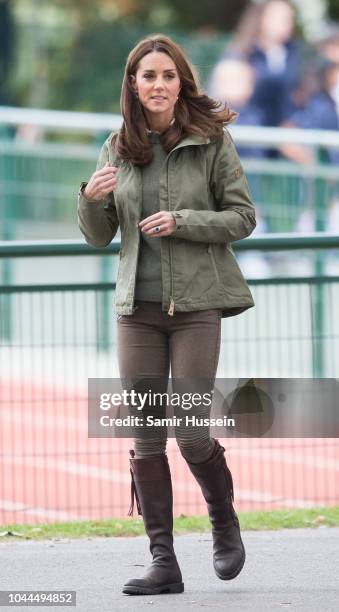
[171,133,211,151]
[109,130,211,165]
[145,128,210,150]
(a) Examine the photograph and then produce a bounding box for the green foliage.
[328,0,339,20]
[48,21,149,112]
[47,22,227,112]
[166,0,249,30]
[7,1,237,110]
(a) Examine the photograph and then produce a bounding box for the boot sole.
[122,582,184,595]
[214,541,246,581]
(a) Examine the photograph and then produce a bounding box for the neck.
[258,33,283,51]
[144,111,175,134]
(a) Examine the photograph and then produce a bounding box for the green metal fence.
[1,109,339,244]
[0,235,339,523]
[1,108,339,522]
[1,234,339,377]
[1,141,338,234]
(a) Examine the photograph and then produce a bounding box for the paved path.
[0,528,338,612]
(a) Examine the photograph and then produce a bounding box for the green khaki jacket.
[77,128,256,318]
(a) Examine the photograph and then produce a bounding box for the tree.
[0,0,14,104]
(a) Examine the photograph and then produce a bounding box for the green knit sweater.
[134,132,167,302]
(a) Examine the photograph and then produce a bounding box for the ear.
[129,74,137,91]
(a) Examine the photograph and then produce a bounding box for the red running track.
[0,381,338,524]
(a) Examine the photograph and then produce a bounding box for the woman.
[223,0,302,128]
[78,34,256,596]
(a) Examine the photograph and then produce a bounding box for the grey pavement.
[0,528,338,612]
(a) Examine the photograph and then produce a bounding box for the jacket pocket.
[207,244,220,283]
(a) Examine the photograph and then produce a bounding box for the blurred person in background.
[233,207,272,279]
[315,22,339,65]
[314,25,339,250]
[280,59,339,164]
[222,0,303,129]
[208,57,266,157]
[78,34,256,596]
[208,57,272,278]
[280,58,339,240]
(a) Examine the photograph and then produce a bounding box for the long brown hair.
[111,34,236,165]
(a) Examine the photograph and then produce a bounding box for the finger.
[92,179,117,198]
[97,185,116,198]
[141,224,170,235]
[146,228,172,238]
[139,218,168,232]
[96,170,118,181]
[140,224,161,234]
[139,213,163,226]
[94,175,117,190]
[96,165,119,177]
[141,218,169,233]
[100,184,117,197]
[96,173,118,185]
[139,212,163,227]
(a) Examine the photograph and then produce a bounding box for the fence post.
[312,147,326,377]
[94,131,112,353]
[0,125,13,342]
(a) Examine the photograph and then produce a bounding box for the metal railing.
[1,107,339,248]
[1,109,339,523]
[1,233,339,378]
[2,106,339,146]
[1,234,338,523]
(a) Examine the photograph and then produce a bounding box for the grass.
[0,506,338,542]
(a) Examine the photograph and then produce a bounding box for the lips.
[151,96,166,100]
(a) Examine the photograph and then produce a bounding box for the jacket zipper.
[131,232,141,314]
[168,295,175,316]
[207,244,220,283]
[167,158,175,316]
[131,168,142,314]
[168,235,175,316]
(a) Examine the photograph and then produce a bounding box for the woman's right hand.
[83,161,119,200]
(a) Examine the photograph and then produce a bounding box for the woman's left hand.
[139,212,176,237]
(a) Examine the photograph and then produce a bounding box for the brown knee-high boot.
[122,450,184,595]
[185,438,246,580]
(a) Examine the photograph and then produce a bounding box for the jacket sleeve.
[170,129,256,244]
[77,139,119,247]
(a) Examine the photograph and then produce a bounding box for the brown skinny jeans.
[117,301,222,463]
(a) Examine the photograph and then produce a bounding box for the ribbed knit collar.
[147,132,161,144]
[145,116,175,136]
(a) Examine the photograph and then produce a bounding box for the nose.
[154,77,165,90]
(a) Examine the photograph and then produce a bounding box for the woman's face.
[131,51,181,124]
[211,60,255,107]
[260,1,294,45]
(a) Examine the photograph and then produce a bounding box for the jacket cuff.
[78,181,97,203]
[171,211,184,235]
